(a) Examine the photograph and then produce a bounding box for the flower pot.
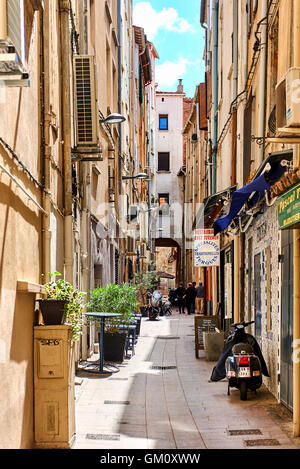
[38,299,67,325]
[203,332,225,361]
[103,331,127,363]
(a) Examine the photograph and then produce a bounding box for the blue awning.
[214,160,286,235]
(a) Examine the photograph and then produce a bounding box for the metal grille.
[104,400,130,405]
[244,439,280,447]
[151,365,177,370]
[74,56,97,146]
[228,429,262,436]
[268,105,276,135]
[86,434,120,441]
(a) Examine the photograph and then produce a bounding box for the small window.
[158,152,170,171]
[159,114,168,130]
[158,193,169,215]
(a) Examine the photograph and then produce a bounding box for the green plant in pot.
[134,271,161,316]
[87,283,139,362]
[39,272,85,341]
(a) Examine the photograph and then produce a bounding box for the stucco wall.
[155,93,184,242]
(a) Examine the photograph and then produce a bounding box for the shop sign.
[278,182,300,230]
[194,229,220,267]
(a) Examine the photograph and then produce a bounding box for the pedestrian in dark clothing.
[175,282,186,314]
[184,283,196,315]
[195,281,205,314]
[192,281,197,313]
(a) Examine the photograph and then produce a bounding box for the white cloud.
[155,57,192,89]
[133,2,194,40]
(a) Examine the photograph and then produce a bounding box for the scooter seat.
[232,343,253,354]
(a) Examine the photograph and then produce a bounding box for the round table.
[83,312,122,374]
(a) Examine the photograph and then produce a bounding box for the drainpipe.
[117,0,122,201]
[293,0,300,438]
[59,0,73,283]
[40,5,51,284]
[117,0,122,279]
[211,0,219,195]
[232,0,240,323]
[200,1,210,199]
[232,0,238,185]
[257,0,268,165]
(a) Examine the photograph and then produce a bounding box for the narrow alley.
[73,311,300,450]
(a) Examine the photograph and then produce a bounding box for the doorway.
[254,253,262,346]
[280,230,294,411]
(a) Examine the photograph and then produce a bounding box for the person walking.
[184,283,196,315]
[195,281,205,314]
[192,281,197,313]
[175,282,186,314]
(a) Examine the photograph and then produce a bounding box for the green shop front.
[277,182,300,411]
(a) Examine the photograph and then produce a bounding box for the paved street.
[73,311,300,450]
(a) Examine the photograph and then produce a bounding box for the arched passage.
[155,238,182,287]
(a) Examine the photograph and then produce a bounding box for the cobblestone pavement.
[72,311,300,450]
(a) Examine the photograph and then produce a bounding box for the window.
[158,152,170,171]
[158,193,169,216]
[159,114,168,130]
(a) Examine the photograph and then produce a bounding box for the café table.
[83,312,121,374]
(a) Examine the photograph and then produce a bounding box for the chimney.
[177,78,183,93]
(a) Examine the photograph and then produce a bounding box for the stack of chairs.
[118,312,142,359]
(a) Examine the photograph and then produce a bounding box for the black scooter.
[168,289,178,307]
[210,320,269,400]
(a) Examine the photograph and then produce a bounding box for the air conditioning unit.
[143,166,152,180]
[191,133,198,143]
[276,67,300,130]
[108,165,115,202]
[140,243,146,258]
[127,205,138,224]
[73,55,100,149]
[127,236,135,254]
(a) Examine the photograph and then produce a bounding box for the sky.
[133,0,206,98]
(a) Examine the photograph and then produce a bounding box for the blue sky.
[133,0,206,98]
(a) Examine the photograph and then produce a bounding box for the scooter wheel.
[240,380,247,401]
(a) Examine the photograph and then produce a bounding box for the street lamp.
[99,113,126,125]
[122,173,148,180]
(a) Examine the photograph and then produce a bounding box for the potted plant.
[87,283,139,362]
[38,272,85,341]
[134,271,161,316]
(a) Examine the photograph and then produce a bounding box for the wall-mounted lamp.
[122,173,148,180]
[99,113,126,125]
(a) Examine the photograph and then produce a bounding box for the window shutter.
[73,55,99,147]
[6,0,25,64]
[158,152,170,171]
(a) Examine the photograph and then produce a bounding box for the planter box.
[203,332,225,361]
[38,299,67,325]
[103,332,127,363]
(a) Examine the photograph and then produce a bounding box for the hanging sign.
[278,181,300,230]
[194,229,220,267]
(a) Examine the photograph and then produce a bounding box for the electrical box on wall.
[34,326,75,449]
